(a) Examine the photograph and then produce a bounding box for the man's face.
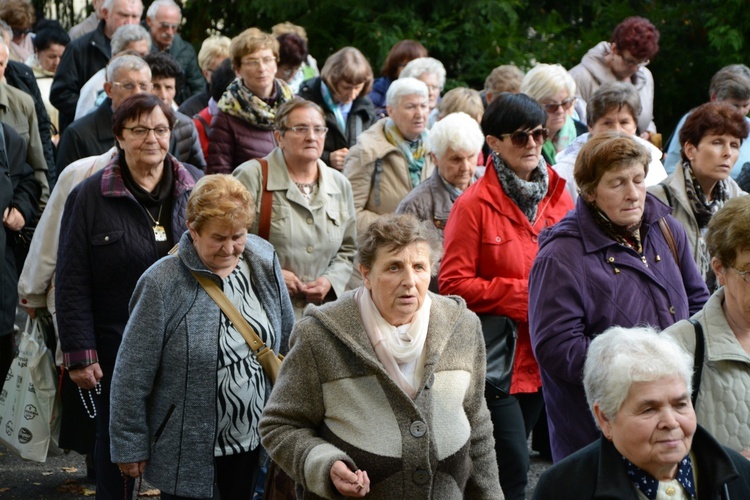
[152,77,176,107]
[104,67,152,110]
[103,0,143,39]
[147,5,181,51]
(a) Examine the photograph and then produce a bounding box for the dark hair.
[481,92,546,138]
[142,51,182,82]
[32,21,69,51]
[679,102,750,162]
[277,32,307,67]
[380,39,427,80]
[574,132,650,198]
[112,93,175,140]
[611,17,660,61]
[210,58,235,102]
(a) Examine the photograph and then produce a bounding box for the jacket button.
[306,217,313,224]
[532,235,538,243]
[607,257,614,262]
[495,236,501,243]
[669,305,675,314]
[306,245,314,253]
[104,236,110,241]
[412,470,430,485]
[410,420,427,438]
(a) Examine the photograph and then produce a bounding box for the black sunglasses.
[543,97,577,113]
[499,128,549,148]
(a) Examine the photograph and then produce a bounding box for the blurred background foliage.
[37,0,750,140]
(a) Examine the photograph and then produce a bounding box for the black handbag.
[478,315,518,399]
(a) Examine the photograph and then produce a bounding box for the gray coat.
[109,231,295,498]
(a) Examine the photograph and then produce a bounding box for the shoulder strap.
[258,158,273,240]
[658,217,680,271]
[689,318,705,407]
[659,182,673,207]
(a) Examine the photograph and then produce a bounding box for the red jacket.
[439,162,573,394]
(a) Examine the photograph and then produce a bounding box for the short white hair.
[103,0,143,14]
[584,326,694,425]
[386,77,428,108]
[146,0,181,20]
[111,24,151,54]
[399,57,446,89]
[106,54,150,82]
[520,63,576,101]
[428,112,484,158]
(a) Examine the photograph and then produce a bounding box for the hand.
[741,449,750,460]
[118,461,147,478]
[329,148,349,171]
[639,130,652,141]
[68,363,103,390]
[24,307,36,319]
[302,277,332,305]
[282,269,304,296]
[2,207,25,231]
[330,460,370,497]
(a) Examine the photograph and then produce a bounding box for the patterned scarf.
[384,118,428,188]
[491,150,548,223]
[586,198,643,253]
[217,77,293,130]
[439,174,466,202]
[542,115,578,165]
[623,455,697,500]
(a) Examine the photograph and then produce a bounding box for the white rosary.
[78,383,102,419]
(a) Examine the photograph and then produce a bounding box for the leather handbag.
[478,315,518,399]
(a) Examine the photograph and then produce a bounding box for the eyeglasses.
[543,97,576,113]
[112,81,153,92]
[123,126,171,138]
[619,53,650,68]
[159,21,180,31]
[499,128,549,148]
[283,126,328,136]
[733,267,750,284]
[242,56,277,69]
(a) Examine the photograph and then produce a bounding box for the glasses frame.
[112,81,153,92]
[618,52,650,69]
[543,97,577,114]
[242,56,278,69]
[499,128,550,148]
[282,125,329,137]
[122,126,172,139]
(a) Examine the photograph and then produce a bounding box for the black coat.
[533,427,750,500]
[56,99,115,174]
[298,77,376,166]
[0,123,41,336]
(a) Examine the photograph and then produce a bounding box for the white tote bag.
[0,318,60,462]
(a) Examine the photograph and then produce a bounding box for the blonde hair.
[271,21,307,43]
[186,175,256,233]
[520,63,576,101]
[197,35,230,72]
[438,87,484,120]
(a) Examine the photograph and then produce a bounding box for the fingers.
[23,307,37,319]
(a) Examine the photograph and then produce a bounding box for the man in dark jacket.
[50,0,143,134]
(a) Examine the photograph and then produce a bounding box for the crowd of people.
[0,3,749,499]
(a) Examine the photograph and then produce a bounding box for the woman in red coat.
[439,92,573,500]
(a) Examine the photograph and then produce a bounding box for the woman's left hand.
[303,277,332,304]
[2,207,25,231]
[330,460,370,497]
[118,461,147,478]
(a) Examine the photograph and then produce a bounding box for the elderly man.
[56,55,151,173]
[145,0,203,105]
[69,0,105,41]
[50,0,143,134]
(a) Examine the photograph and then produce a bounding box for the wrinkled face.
[387,93,429,141]
[714,249,750,322]
[275,107,327,165]
[152,77,177,107]
[433,147,478,191]
[122,39,150,57]
[684,133,741,188]
[236,48,277,98]
[541,88,571,138]
[332,81,365,106]
[722,97,750,117]
[116,107,171,169]
[147,5,181,51]
[487,125,545,181]
[103,0,143,38]
[610,45,648,80]
[417,72,441,111]
[188,220,247,276]
[590,107,638,137]
[597,376,696,480]
[360,242,432,326]
[105,67,152,110]
[586,162,646,227]
[37,43,66,73]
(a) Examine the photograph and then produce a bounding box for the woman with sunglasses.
[520,64,587,165]
[439,93,574,500]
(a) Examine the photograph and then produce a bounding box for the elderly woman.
[650,102,748,289]
[233,97,356,318]
[0,0,35,62]
[437,87,484,123]
[274,32,309,92]
[520,63,586,165]
[569,16,660,137]
[260,213,501,499]
[110,174,294,500]
[533,326,750,499]
[396,111,483,290]
[55,94,203,498]
[177,35,231,117]
[369,39,428,116]
[208,28,293,174]
[663,196,750,459]
[439,92,573,499]
[529,133,709,464]
[344,77,433,236]
[298,47,376,170]
[399,57,446,128]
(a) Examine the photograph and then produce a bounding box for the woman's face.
[236,48,277,98]
[117,107,171,171]
[589,107,638,137]
[188,219,247,276]
[609,44,649,81]
[433,147,478,191]
[713,249,750,324]
[586,162,646,226]
[596,375,696,480]
[487,125,545,181]
[37,43,66,74]
[417,72,441,111]
[540,88,571,138]
[332,80,365,106]
[275,107,326,165]
[360,241,432,326]
[387,93,429,141]
[684,133,741,188]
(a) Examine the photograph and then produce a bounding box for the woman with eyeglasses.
[234,97,356,318]
[520,63,587,165]
[569,16,660,138]
[439,93,574,499]
[528,133,709,464]
[208,28,293,175]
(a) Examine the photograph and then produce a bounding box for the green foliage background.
[40,0,750,139]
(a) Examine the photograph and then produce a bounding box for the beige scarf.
[356,287,431,399]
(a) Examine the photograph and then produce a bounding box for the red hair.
[611,17,660,60]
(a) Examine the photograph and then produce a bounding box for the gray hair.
[428,112,484,158]
[146,0,181,20]
[586,81,642,127]
[710,64,750,102]
[106,54,150,82]
[520,63,576,101]
[583,326,694,425]
[399,57,446,89]
[386,77,428,108]
[111,24,151,55]
[102,0,143,13]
